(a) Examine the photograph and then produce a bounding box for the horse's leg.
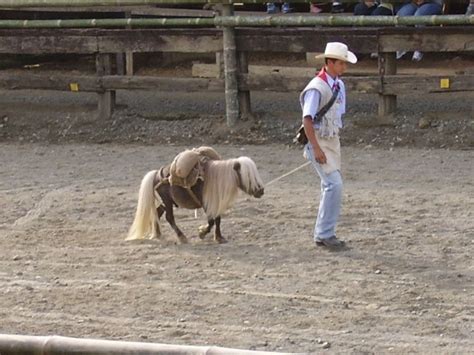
[157,204,165,218]
[214,216,227,244]
[163,200,188,244]
[154,204,165,238]
[158,185,188,244]
[198,218,215,240]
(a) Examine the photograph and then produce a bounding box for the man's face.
[327,59,348,76]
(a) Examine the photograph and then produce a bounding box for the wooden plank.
[0,29,222,54]
[379,33,474,52]
[0,34,98,54]
[98,31,221,53]
[0,27,472,54]
[193,64,319,79]
[236,30,378,54]
[101,75,224,91]
[0,72,471,94]
[0,73,99,91]
[0,72,224,91]
[383,74,474,94]
[240,74,381,93]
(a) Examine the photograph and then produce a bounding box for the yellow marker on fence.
[69,83,79,92]
[440,78,450,89]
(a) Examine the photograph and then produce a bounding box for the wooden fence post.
[378,52,397,123]
[221,4,239,127]
[238,51,252,119]
[125,11,134,76]
[216,51,224,79]
[96,53,115,119]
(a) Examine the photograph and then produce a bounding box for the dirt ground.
[1,142,473,353]
[0,53,473,353]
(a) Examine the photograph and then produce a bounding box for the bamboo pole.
[0,15,472,28]
[221,4,239,126]
[0,334,305,355]
[0,0,317,6]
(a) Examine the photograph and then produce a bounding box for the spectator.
[354,1,400,58]
[331,1,345,13]
[354,1,378,15]
[396,0,445,61]
[466,0,474,14]
[266,2,291,13]
[373,1,400,15]
[310,1,345,14]
[354,1,400,16]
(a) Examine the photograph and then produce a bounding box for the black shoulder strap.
[314,84,340,121]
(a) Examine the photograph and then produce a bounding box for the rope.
[194,160,311,218]
[265,161,311,187]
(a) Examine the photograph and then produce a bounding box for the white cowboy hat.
[316,42,358,64]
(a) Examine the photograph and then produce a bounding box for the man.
[300,42,357,248]
[467,0,474,15]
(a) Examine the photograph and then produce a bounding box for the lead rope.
[193,160,311,219]
[264,161,311,187]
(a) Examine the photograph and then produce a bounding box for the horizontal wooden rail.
[0,72,472,94]
[0,27,472,54]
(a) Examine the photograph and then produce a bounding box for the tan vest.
[299,76,341,138]
[300,77,342,174]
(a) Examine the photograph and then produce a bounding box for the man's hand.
[313,145,327,165]
[303,115,327,165]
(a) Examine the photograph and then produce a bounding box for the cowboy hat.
[315,42,358,64]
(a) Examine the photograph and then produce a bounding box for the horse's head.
[233,157,264,198]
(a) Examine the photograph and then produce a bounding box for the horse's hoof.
[198,225,208,239]
[215,237,228,244]
[178,236,188,244]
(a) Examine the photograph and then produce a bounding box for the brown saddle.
[155,146,222,208]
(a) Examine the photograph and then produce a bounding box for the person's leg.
[266,2,279,13]
[395,3,418,59]
[331,1,345,13]
[414,2,442,16]
[411,3,443,61]
[354,2,376,15]
[372,5,394,16]
[304,144,343,240]
[467,1,474,15]
[396,2,417,16]
[315,170,343,239]
[282,2,291,13]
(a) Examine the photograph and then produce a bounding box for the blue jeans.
[397,2,443,16]
[305,144,343,240]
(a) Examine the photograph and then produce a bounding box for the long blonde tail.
[126,170,161,241]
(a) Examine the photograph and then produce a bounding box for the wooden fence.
[0,6,473,124]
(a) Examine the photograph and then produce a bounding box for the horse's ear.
[233,161,241,171]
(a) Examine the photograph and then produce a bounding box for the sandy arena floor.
[1,143,472,353]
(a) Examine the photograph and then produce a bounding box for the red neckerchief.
[316,67,337,90]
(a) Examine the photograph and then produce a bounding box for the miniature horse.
[126,157,264,244]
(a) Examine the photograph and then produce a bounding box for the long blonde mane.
[203,157,263,218]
